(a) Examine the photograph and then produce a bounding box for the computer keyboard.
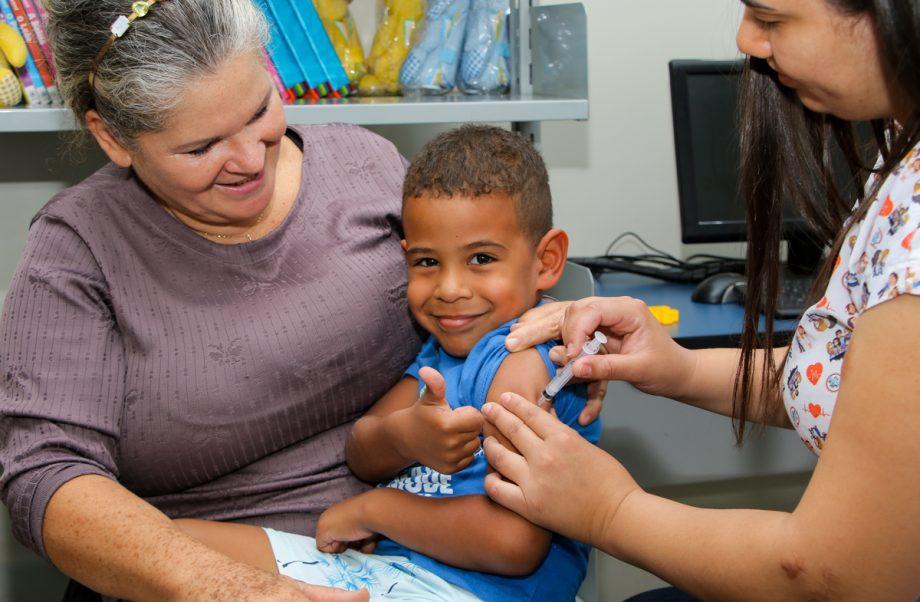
[732,271,815,319]
[775,272,815,319]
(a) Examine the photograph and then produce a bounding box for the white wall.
[544,0,745,258]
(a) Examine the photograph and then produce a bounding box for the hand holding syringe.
[537,331,608,410]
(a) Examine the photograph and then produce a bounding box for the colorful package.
[314,0,367,87]
[359,0,425,96]
[399,0,470,95]
[458,0,510,94]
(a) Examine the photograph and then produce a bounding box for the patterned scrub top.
[783,142,920,455]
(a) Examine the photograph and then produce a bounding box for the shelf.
[0,93,587,133]
[285,93,588,126]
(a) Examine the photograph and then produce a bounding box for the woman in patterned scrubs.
[480,1,920,599]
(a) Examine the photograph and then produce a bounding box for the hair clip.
[89,1,164,87]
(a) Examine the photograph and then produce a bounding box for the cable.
[604,231,674,258]
[573,231,746,284]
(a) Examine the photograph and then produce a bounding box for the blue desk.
[595,272,799,348]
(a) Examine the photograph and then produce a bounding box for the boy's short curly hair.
[402,125,552,244]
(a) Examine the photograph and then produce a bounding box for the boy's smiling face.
[402,192,548,357]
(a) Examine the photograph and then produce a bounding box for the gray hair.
[45,0,269,145]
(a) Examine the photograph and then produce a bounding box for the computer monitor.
[669,59,809,245]
[669,58,829,273]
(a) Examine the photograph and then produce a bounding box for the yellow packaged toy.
[359,0,425,96]
[314,0,367,87]
[0,21,27,107]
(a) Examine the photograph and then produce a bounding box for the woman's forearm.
[44,474,293,600]
[676,347,790,427]
[605,491,807,601]
[605,487,917,601]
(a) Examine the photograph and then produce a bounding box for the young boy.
[176,125,601,600]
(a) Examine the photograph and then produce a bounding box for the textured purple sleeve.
[0,216,124,558]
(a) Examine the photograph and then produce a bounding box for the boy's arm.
[318,487,550,576]
[324,350,554,575]
[345,377,420,481]
[481,348,548,452]
[346,372,484,482]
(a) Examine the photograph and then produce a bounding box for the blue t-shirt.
[374,319,601,601]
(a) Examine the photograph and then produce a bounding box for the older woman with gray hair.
[0,0,420,599]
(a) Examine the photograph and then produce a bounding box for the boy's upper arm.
[363,376,420,418]
[486,348,548,405]
[484,349,549,450]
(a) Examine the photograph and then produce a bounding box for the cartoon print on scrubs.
[782,142,920,456]
[871,248,889,276]
[786,366,802,399]
[793,324,812,353]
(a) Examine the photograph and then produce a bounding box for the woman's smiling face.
[119,52,288,231]
[736,0,906,122]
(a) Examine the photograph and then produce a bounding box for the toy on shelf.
[399,0,469,95]
[314,0,366,88]
[359,0,424,96]
[458,0,510,95]
[0,21,27,107]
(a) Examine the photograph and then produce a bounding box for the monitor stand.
[775,232,825,318]
[786,231,825,276]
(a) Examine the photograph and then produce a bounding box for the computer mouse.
[691,272,746,304]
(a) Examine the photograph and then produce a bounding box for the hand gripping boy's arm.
[324,349,553,576]
[346,368,485,482]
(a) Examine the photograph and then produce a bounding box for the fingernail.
[576,363,592,378]
[500,392,512,403]
[482,403,494,415]
[506,337,519,349]
[566,342,578,356]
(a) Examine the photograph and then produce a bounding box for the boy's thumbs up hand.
[395,366,484,474]
[417,365,451,407]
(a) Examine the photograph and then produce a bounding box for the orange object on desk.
[649,304,680,325]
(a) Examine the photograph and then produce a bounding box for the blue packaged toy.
[399,0,470,95]
[459,0,510,94]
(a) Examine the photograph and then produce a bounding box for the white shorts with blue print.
[264,528,481,601]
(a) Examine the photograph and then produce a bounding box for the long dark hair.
[733,0,920,443]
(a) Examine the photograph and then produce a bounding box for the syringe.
[537,331,608,410]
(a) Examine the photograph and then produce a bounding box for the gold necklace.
[163,204,268,242]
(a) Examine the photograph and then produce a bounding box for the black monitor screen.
[669,59,804,243]
[684,72,743,226]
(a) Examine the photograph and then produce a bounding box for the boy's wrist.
[359,487,394,535]
[382,409,416,467]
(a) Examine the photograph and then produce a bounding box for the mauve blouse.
[0,123,422,559]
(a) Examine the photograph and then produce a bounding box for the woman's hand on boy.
[508,301,608,425]
[390,367,484,475]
